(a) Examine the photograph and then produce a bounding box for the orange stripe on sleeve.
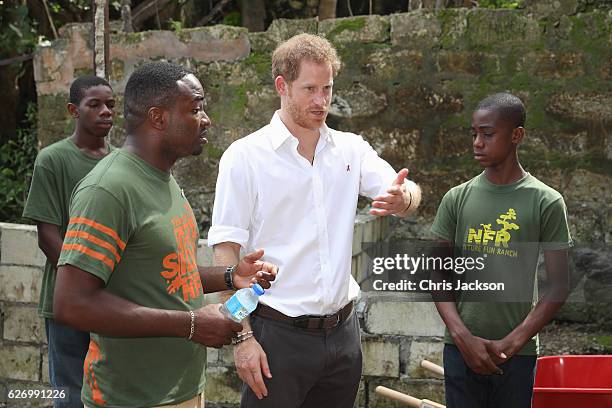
[68,217,126,250]
[62,243,115,270]
[65,230,122,262]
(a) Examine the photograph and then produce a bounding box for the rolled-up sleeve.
[208,144,255,248]
[357,136,398,199]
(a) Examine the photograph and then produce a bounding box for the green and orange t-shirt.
[57,149,206,408]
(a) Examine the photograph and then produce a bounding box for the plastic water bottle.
[220,284,265,322]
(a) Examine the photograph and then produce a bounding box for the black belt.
[254,302,353,330]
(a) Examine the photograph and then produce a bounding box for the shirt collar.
[268,110,335,151]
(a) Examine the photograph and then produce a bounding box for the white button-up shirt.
[208,112,398,316]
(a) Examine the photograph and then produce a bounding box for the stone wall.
[0,224,48,408]
[33,0,611,313]
[34,2,612,241]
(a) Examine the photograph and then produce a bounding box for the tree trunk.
[240,0,266,31]
[318,0,337,19]
[92,0,109,78]
[121,0,134,32]
[197,0,232,26]
[131,0,174,30]
[41,0,59,38]
[408,0,422,10]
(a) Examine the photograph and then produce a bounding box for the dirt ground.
[539,321,612,355]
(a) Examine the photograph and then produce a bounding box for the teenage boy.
[23,75,115,408]
[431,93,572,408]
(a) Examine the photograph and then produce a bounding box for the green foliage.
[223,11,241,27]
[594,335,612,351]
[51,0,90,11]
[243,51,272,79]
[325,16,368,42]
[169,19,184,33]
[333,16,368,32]
[49,2,61,13]
[477,0,525,9]
[0,104,38,223]
[0,4,37,58]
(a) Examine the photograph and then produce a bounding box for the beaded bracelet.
[187,310,195,341]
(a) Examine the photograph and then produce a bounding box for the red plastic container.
[533,355,612,408]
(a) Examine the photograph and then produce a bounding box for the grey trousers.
[240,309,363,408]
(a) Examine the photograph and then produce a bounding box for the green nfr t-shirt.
[57,149,206,408]
[431,172,572,355]
[22,137,114,318]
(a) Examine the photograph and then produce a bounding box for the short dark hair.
[476,92,526,128]
[124,61,192,132]
[69,75,112,105]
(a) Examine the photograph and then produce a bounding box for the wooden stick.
[421,359,445,376]
[0,54,33,67]
[197,0,232,26]
[375,386,446,408]
[375,386,421,407]
[41,0,58,39]
[421,399,446,408]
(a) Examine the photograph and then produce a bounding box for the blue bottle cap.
[252,283,265,296]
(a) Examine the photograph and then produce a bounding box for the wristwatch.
[224,264,236,290]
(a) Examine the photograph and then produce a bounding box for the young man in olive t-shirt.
[431,93,572,408]
[23,75,115,408]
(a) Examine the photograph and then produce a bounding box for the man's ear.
[67,103,79,119]
[148,107,167,131]
[274,75,289,97]
[512,127,525,145]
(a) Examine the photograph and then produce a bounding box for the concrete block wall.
[0,224,50,408]
[1,215,441,407]
[356,293,446,407]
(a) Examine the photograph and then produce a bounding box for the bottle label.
[226,296,249,321]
